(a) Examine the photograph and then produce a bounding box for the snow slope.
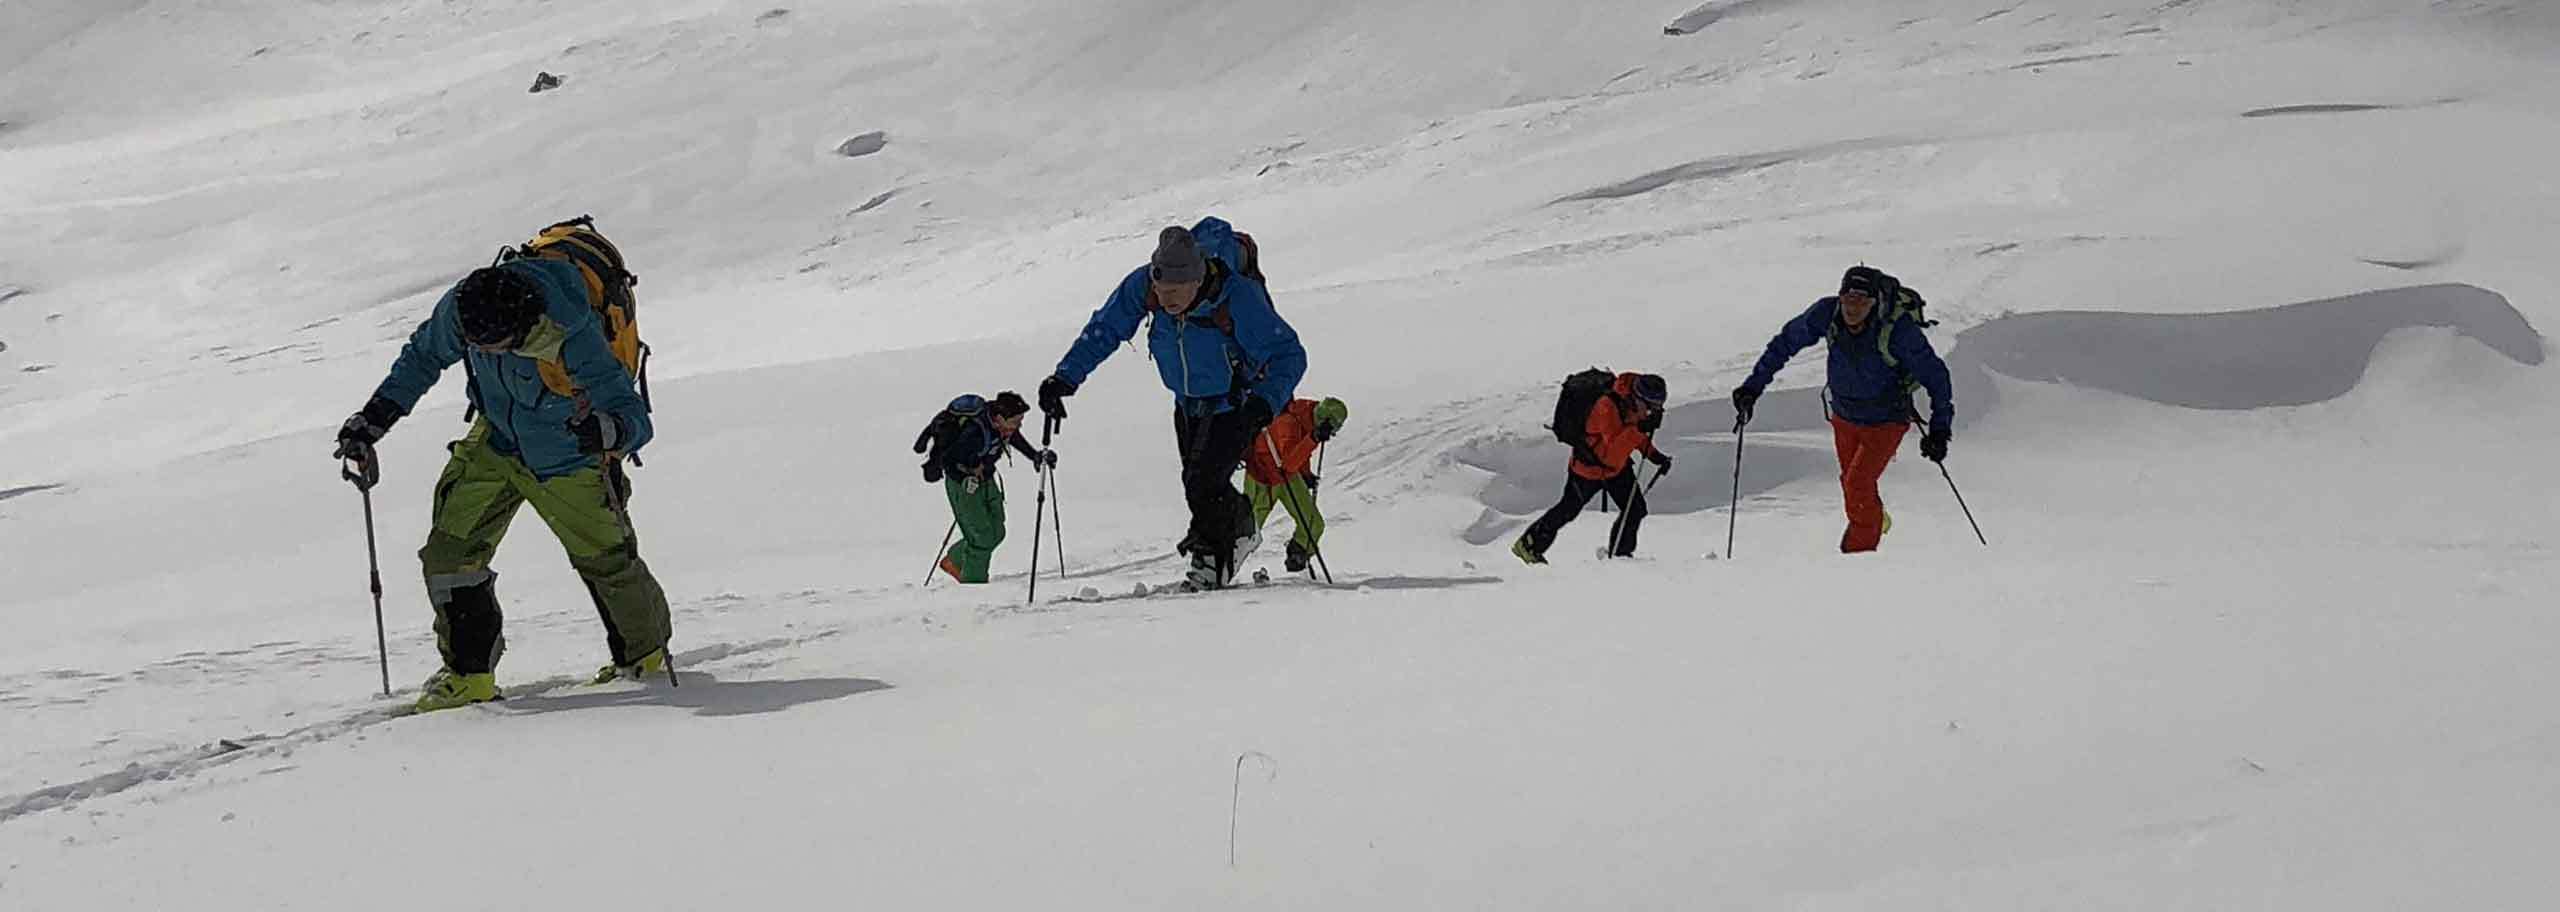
[3,0,2557,907]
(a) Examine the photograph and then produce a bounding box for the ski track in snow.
[0,625,852,824]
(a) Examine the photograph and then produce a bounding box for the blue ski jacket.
[368,258,653,480]
[1740,296,1956,429]
[1051,217,1307,417]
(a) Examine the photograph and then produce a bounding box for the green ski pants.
[1245,475,1323,552]
[416,432,671,673]
[943,474,1007,584]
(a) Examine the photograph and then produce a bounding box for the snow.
[4,0,2558,907]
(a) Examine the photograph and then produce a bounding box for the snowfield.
[3,0,2556,907]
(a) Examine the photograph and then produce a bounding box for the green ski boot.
[1511,535,1547,565]
[414,668,501,713]
[593,646,669,685]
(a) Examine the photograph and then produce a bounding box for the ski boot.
[1284,540,1312,574]
[594,646,669,685]
[937,554,965,584]
[414,668,501,713]
[1183,551,1224,591]
[1511,534,1547,565]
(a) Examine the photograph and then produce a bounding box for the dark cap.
[989,391,1031,418]
[1840,265,1895,300]
[455,266,544,347]
[1149,226,1207,285]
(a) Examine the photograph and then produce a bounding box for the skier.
[1242,397,1348,574]
[934,391,1056,584]
[333,260,670,712]
[1514,373,1672,564]
[1037,217,1308,589]
[1728,265,1955,553]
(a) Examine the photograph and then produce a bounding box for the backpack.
[513,215,648,403]
[1550,368,1616,463]
[912,394,987,483]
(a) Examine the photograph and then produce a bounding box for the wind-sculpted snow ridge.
[1662,0,1797,35]
[1460,284,2541,540]
[1955,283,2543,411]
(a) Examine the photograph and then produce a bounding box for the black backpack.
[912,394,987,483]
[1550,368,1616,463]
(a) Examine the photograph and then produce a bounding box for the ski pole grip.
[340,445,381,491]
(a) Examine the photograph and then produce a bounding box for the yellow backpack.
[515,215,648,402]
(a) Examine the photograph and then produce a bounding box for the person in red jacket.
[1513,373,1672,564]
[1243,397,1349,573]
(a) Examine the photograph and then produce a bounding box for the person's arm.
[1225,279,1306,411]
[366,289,469,416]
[1891,320,1956,432]
[561,306,653,451]
[1052,268,1152,386]
[1737,298,1836,394]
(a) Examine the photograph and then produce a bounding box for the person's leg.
[1179,408,1257,578]
[524,462,672,667]
[1521,472,1604,555]
[1277,476,1323,552]
[942,476,1007,583]
[1832,416,1909,553]
[415,437,526,677]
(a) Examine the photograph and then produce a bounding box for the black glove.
[1730,387,1761,428]
[1038,375,1077,419]
[1237,395,1276,433]
[1646,450,1673,472]
[1920,427,1950,463]
[335,397,401,460]
[1039,448,1059,469]
[569,411,621,455]
[1304,472,1320,494]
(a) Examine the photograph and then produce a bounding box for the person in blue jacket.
[1037,218,1308,589]
[1729,265,1956,553]
[332,259,670,711]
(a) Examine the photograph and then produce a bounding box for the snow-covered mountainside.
[3,0,2556,907]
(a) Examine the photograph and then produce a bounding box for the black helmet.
[1629,373,1668,408]
[454,266,544,348]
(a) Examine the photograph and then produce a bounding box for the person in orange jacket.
[1513,373,1671,563]
[1243,397,1349,573]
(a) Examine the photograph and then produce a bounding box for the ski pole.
[1262,430,1333,584]
[1606,463,1665,559]
[341,445,391,698]
[1725,422,1745,559]
[1026,417,1058,604]
[924,519,958,586]
[1045,464,1067,579]
[1939,462,1988,546]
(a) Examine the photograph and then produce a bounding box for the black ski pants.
[1173,405,1257,556]
[1522,466,1649,557]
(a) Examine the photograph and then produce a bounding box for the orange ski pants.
[1830,415,1909,553]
